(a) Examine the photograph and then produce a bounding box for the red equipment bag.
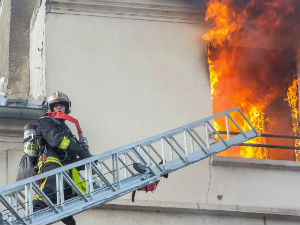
[131,162,169,202]
[131,181,160,202]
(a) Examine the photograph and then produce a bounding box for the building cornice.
[46,0,206,24]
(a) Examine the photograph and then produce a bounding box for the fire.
[208,57,221,97]
[203,0,300,161]
[284,78,300,161]
[241,105,268,159]
[203,0,245,46]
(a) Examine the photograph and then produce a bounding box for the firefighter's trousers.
[33,156,86,209]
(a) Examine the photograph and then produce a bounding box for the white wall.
[19,0,300,224]
[43,0,300,209]
[45,14,211,148]
[44,10,213,202]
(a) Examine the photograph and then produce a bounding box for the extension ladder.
[0,107,259,225]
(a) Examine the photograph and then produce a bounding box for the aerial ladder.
[0,107,259,225]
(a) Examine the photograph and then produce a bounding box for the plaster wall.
[41,6,300,212]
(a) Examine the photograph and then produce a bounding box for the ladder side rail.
[0,129,253,203]
[0,107,259,225]
[0,107,243,194]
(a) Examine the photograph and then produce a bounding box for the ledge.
[0,99,45,120]
[99,199,300,221]
[212,156,300,171]
[45,0,206,24]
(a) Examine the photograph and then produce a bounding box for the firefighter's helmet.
[47,91,71,113]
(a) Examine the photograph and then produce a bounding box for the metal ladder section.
[0,107,259,225]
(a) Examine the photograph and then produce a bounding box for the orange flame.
[203,0,299,161]
[284,78,300,161]
[203,0,245,46]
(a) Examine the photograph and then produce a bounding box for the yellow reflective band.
[59,136,70,150]
[45,157,63,167]
[37,157,63,175]
[40,177,48,190]
[34,195,42,201]
[34,177,48,200]
[46,156,61,162]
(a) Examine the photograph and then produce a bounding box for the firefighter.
[33,91,91,225]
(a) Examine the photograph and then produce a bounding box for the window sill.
[212,156,300,171]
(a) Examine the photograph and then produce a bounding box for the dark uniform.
[32,90,90,225]
[33,115,90,225]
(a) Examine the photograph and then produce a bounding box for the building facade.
[0,0,299,224]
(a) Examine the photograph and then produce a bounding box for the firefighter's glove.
[67,138,88,159]
[79,134,89,150]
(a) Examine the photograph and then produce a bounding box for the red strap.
[43,112,83,134]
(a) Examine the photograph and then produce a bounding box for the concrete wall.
[0,0,35,98]
[0,0,10,91]
[6,0,35,98]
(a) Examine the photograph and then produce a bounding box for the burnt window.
[203,0,300,161]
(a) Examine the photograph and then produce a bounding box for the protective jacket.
[37,116,90,162]
[33,116,90,206]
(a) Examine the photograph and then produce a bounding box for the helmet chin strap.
[43,112,83,134]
